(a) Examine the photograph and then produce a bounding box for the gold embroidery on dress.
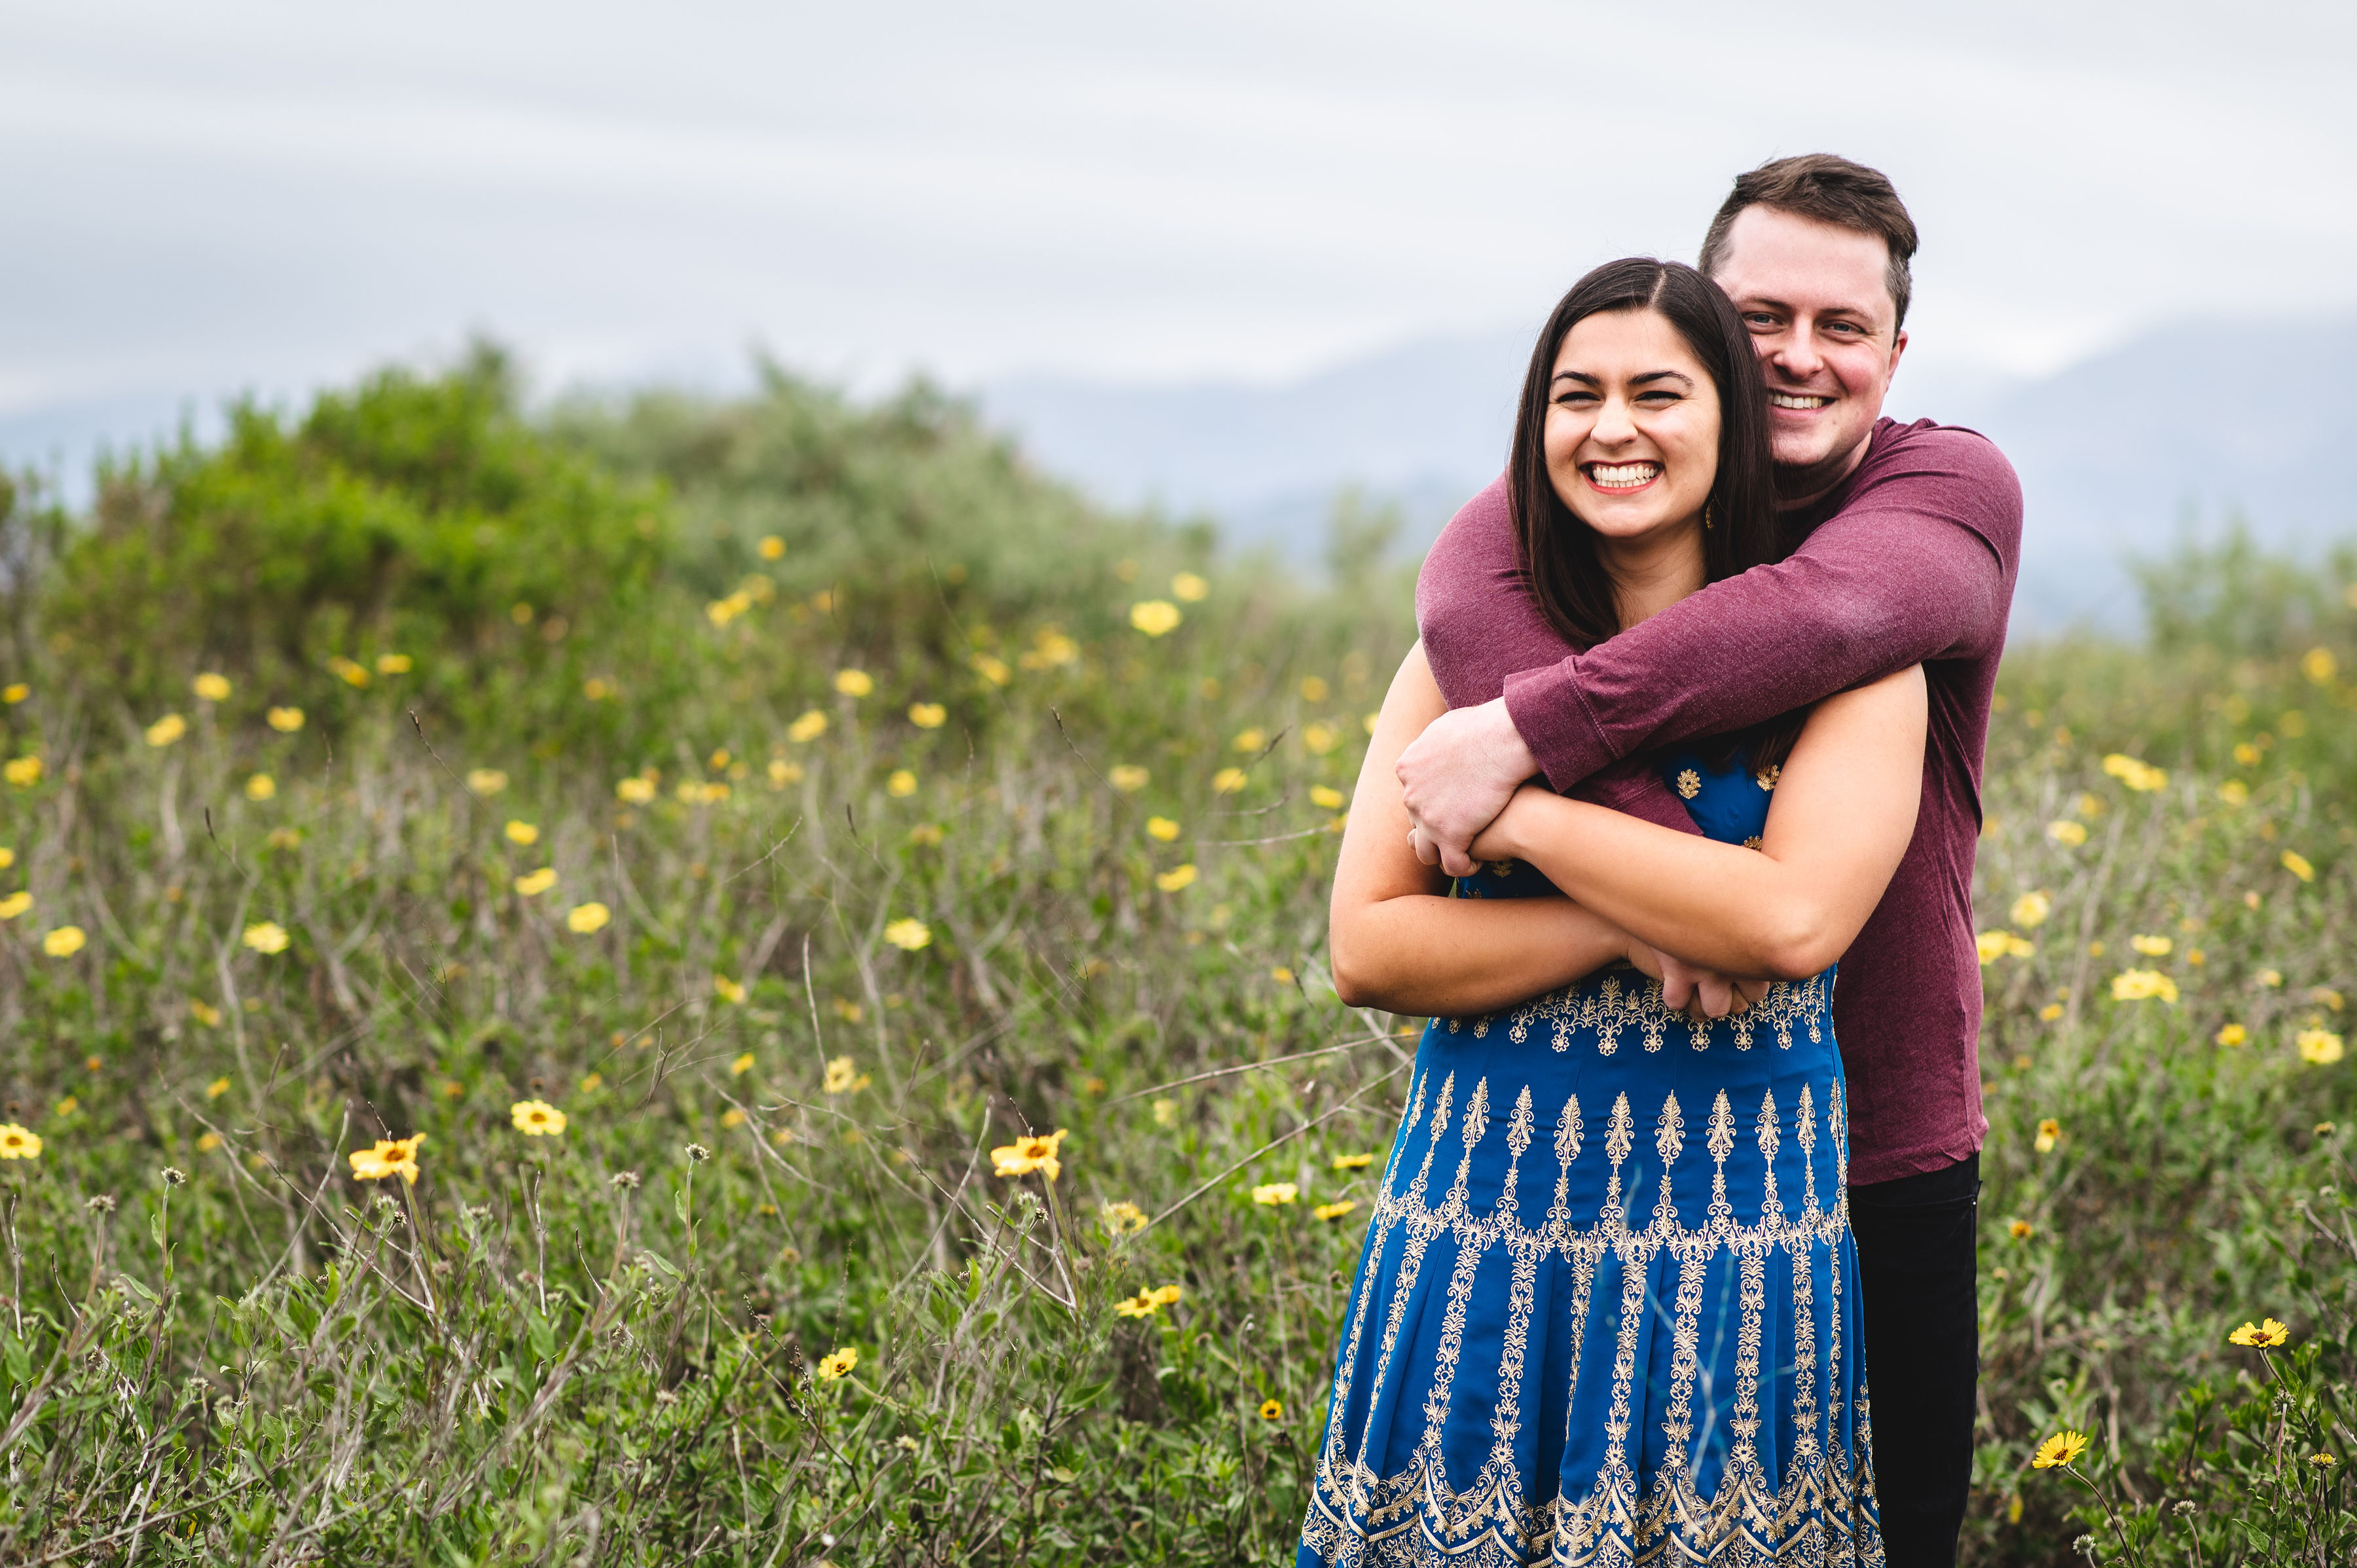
[1297,1055,1883,1568]
[1755,764,1781,791]
[1469,968,1829,1056]
[1675,769,1702,799]
[1742,835,1763,850]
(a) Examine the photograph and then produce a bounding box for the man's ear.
[1886,328,1909,380]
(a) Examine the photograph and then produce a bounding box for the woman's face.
[1542,307,1721,547]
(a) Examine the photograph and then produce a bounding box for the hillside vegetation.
[0,352,2352,1565]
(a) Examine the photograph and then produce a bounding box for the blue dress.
[1298,751,1882,1567]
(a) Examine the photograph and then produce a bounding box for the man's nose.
[1770,324,1823,382]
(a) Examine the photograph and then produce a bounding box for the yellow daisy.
[510,1100,567,1136]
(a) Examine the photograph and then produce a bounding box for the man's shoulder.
[1855,417,2020,492]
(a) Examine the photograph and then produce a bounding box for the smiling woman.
[1508,259,1778,658]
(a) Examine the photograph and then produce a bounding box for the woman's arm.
[1328,645,1635,1017]
[1467,665,1927,981]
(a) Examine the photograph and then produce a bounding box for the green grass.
[0,357,2352,1563]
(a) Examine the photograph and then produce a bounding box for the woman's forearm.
[1328,892,1631,1018]
[1474,795,1831,979]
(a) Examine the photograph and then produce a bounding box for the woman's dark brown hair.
[1507,257,1799,767]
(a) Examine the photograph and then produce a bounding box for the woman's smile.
[1582,460,1662,492]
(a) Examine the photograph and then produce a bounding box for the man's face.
[1708,204,1907,501]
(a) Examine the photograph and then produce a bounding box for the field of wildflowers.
[0,354,2352,1563]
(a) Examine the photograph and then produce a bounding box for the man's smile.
[1769,392,1833,410]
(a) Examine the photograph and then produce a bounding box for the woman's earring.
[1704,501,1714,530]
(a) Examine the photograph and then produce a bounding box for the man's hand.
[1395,697,1537,879]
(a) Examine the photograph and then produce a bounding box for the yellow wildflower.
[504,820,539,846]
[816,1346,858,1380]
[787,709,828,742]
[2111,969,2179,1004]
[1977,931,2010,964]
[245,773,276,801]
[0,848,10,869]
[1213,769,1247,794]
[0,1124,43,1159]
[0,892,29,921]
[1149,1284,1182,1305]
[206,1076,230,1099]
[2312,987,2346,1011]
[2039,1002,2064,1021]
[328,656,369,687]
[2282,850,2316,883]
[884,918,932,951]
[145,713,187,747]
[189,999,221,1027]
[2312,1452,2339,1468]
[909,702,947,729]
[907,822,943,846]
[2030,1431,2089,1469]
[2035,1118,2060,1153]
[1151,1099,1178,1128]
[757,535,786,560]
[971,652,1012,686]
[769,759,804,788]
[1114,1292,1160,1318]
[991,1128,1070,1180]
[1271,966,1294,984]
[2216,1023,2248,1047]
[713,973,746,1004]
[2101,754,2166,792]
[822,1056,871,1094]
[886,769,917,797]
[510,1100,567,1136]
[1259,1398,1285,1421]
[1146,816,1181,842]
[2303,647,2337,684]
[1129,600,1182,637]
[242,922,290,955]
[1108,765,1149,792]
[833,669,874,698]
[2297,1029,2345,1065]
[2260,968,2284,987]
[266,827,302,850]
[1304,723,1338,755]
[615,776,657,804]
[42,926,86,958]
[0,684,23,703]
[2009,1219,2034,1239]
[1251,1182,1298,1206]
[266,707,304,733]
[1309,785,1347,811]
[1232,728,1266,754]
[2046,820,2088,846]
[2228,1318,2291,1347]
[1019,627,1080,668]
[349,1133,426,1185]
[1301,675,1330,702]
[196,1132,222,1153]
[1331,1152,1375,1171]
[2130,934,2172,956]
[192,672,232,701]
[566,902,612,934]
[1171,572,1209,602]
[1155,865,1197,892]
[466,769,507,797]
[1100,1201,1149,1237]
[513,867,558,897]
[376,653,413,675]
[1313,1199,1359,1222]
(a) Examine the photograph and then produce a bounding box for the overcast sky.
[3,0,2352,443]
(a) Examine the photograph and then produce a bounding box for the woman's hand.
[1621,937,1768,1023]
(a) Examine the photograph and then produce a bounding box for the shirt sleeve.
[1501,428,2022,792]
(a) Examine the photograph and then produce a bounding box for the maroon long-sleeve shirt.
[1415,418,2022,1186]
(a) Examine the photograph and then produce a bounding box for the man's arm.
[1401,426,2019,842]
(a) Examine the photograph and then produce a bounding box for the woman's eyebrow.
[1550,369,1598,386]
[1628,370,1694,388]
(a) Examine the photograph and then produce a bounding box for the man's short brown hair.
[1698,154,1920,329]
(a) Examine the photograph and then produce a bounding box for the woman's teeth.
[1770,393,1831,409]
[1587,462,1660,489]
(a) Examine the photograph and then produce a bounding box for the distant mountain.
[981,316,2357,632]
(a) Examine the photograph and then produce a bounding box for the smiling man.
[1397,155,2020,1565]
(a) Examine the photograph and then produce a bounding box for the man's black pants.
[1849,1152,1980,1567]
